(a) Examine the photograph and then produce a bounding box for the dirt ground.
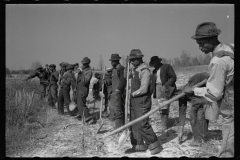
[8,97,222,158]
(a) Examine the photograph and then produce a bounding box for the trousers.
[130,95,159,148]
[40,84,47,100]
[217,116,234,157]
[190,104,209,141]
[108,91,124,122]
[48,84,58,106]
[58,87,71,114]
[77,88,91,118]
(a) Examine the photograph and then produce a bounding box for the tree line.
[6,51,212,75]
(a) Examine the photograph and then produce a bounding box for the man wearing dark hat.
[58,62,69,91]
[125,49,162,155]
[108,53,126,130]
[58,64,75,115]
[75,57,94,123]
[48,64,59,108]
[149,56,177,132]
[183,22,234,157]
[26,65,50,100]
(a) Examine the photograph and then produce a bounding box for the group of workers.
[25,22,234,157]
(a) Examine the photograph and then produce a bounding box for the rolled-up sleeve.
[132,69,150,97]
[193,59,225,102]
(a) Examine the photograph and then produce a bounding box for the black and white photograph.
[6,4,234,158]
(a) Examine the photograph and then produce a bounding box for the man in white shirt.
[184,22,234,157]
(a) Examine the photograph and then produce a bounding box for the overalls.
[129,68,160,152]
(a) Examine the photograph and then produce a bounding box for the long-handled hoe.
[97,67,106,134]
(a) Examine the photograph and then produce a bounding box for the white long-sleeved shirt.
[131,63,151,97]
[193,43,234,102]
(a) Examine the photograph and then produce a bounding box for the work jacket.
[152,63,177,99]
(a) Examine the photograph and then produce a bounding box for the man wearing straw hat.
[58,64,75,115]
[125,49,162,155]
[75,57,94,124]
[183,22,234,157]
[149,56,177,132]
[108,54,126,130]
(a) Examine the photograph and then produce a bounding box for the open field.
[6,65,223,158]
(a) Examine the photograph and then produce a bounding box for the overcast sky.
[6,4,234,70]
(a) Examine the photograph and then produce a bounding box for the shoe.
[125,146,148,154]
[75,114,82,121]
[150,145,163,155]
[84,116,93,123]
[102,111,109,117]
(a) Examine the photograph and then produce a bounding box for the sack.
[204,101,219,122]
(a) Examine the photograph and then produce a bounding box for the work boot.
[102,110,109,117]
[75,114,82,121]
[148,140,163,155]
[125,145,148,154]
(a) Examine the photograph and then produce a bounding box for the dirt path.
[9,98,222,158]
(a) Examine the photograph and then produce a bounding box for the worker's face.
[196,37,214,54]
[130,58,141,68]
[111,60,118,68]
[74,65,79,70]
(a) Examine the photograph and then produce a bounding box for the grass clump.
[6,79,48,155]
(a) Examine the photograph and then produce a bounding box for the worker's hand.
[158,98,167,104]
[182,85,194,95]
[99,91,104,98]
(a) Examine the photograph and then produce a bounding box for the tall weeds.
[6,79,46,155]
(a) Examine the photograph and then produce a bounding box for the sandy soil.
[9,98,222,158]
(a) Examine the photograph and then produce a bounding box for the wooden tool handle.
[100,66,106,120]
[124,62,130,124]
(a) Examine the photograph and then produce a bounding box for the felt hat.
[81,57,91,64]
[49,64,56,68]
[149,56,162,67]
[66,64,75,70]
[191,22,221,39]
[129,49,144,59]
[109,54,121,61]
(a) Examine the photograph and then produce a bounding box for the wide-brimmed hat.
[81,57,91,64]
[49,64,56,68]
[129,49,144,59]
[191,22,221,39]
[149,56,162,67]
[66,64,75,70]
[109,54,121,61]
[59,62,64,66]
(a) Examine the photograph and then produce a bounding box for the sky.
[6,4,234,70]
